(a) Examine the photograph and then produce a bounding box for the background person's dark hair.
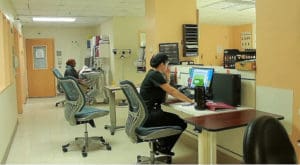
[150,52,169,68]
[66,59,76,67]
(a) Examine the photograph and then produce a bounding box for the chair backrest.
[59,77,86,125]
[243,115,297,164]
[52,68,64,93]
[52,68,64,78]
[119,80,148,143]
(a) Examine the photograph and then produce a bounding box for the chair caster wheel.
[106,144,111,150]
[104,125,108,129]
[137,155,142,162]
[55,103,59,107]
[100,137,105,143]
[166,157,172,164]
[62,147,68,152]
[82,152,87,157]
[62,144,69,152]
[110,132,114,135]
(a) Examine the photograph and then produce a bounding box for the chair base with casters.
[134,127,182,164]
[58,76,112,157]
[62,120,111,157]
[136,140,172,164]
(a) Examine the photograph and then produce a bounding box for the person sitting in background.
[64,58,89,90]
[139,52,194,155]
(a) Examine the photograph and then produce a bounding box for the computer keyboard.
[178,86,194,99]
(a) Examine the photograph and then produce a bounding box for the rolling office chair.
[243,115,297,164]
[52,68,65,107]
[119,80,183,164]
[59,76,111,157]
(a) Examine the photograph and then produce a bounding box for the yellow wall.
[232,24,252,50]
[199,24,233,66]
[256,0,300,157]
[145,0,198,68]
[198,24,253,66]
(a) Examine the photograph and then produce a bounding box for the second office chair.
[59,76,111,157]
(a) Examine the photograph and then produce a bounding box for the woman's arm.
[160,83,194,103]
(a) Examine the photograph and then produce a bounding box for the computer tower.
[211,73,241,106]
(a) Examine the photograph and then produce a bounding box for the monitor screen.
[189,67,214,90]
[84,57,93,68]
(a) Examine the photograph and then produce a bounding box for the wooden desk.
[104,84,140,135]
[184,109,284,164]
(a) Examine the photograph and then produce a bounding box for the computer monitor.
[189,67,214,92]
[84,57,93,68]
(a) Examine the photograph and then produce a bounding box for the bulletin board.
[159,43,179,65]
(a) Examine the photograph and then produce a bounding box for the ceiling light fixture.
[32,17,76,22]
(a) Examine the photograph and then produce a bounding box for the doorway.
[26,38,56,97]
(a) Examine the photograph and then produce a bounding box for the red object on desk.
[205,101,236,111]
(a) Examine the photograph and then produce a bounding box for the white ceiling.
[11,0,146,27]
[11,0,256,27]
[198,0,256,25]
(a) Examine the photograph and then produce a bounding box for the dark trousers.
[143,109,187,151]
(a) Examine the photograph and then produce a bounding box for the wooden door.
[14,28,23,113]
[26,38,56,97]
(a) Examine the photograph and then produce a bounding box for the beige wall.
[23,27,97,74]
[99,16,146,85]
[112,16,146,84]
[98,16,146,101]
[0,0,15,22]
[256,0,300,157]
[0,86,18,163]
[0,0,19,162]
[98,18,115,85]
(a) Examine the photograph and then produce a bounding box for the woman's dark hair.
[150,52,169,68]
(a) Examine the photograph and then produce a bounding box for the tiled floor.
[5,96,198,164]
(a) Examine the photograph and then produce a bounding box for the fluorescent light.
[32,17,76,22]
